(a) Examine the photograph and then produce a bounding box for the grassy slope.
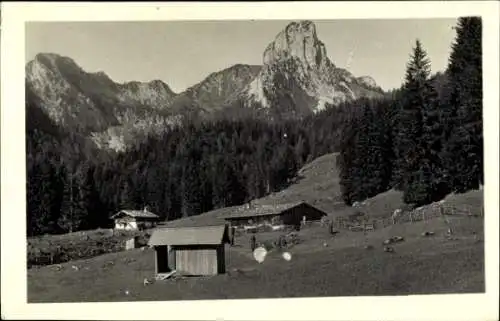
[27,229,151,267]
[28,215,484,302]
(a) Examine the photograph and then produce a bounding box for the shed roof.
[218,201,307,220]
[148,225,229,246]
[111,209,159,219]
[159,205,240,228]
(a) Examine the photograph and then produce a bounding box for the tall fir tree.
[80,165,107,229]
[394,39,439,205]
[441,17,483,192]
[337,106,361,205]
[59,166,84,233]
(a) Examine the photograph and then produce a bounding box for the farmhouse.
[219,201,327,229]
[111,208,160,230]
[148,225,230,277]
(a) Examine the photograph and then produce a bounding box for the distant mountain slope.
[167,64,261,116]
[26,53,182,151]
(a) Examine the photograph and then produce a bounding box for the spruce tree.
[338,106,360,205]
[442,17,483,192]
[395,39,436,205]
[81,165,106,229]
[181,159,204,217]
[59,167,82,233]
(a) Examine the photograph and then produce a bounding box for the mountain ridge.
[26,20,386,151]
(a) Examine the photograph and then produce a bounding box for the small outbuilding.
[111,208,160,230]
[148,225,230,277]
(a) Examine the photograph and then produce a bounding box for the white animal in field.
[392,209,403,221]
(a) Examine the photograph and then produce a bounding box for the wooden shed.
[219,201,327,229]
[148,225,230,277]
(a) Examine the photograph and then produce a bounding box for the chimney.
[144,205,149,212]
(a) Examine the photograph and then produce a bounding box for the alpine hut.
[219,201,327,229]
[111,207,160,230]
[148,225,230,277]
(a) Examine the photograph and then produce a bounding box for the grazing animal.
[143,278,151,286]
[383,246,394,253]
[392,209,403,223]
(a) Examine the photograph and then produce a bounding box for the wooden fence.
[327,203,484,232]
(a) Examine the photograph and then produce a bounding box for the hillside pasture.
[27,228,151,267]
[28,214,484,303]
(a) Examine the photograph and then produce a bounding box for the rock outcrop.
[243,20,383,114]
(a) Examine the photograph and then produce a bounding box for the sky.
[25,19,458,93]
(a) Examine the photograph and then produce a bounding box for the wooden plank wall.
[175,248,218,276]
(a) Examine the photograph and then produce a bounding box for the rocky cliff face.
[26,53,181,151]
[243,20,383,114]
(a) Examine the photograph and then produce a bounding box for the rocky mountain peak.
[244,20,383,114]
[263,20,330,70]
[356,76,378,89]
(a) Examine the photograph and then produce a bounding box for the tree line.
[337,17,483,206]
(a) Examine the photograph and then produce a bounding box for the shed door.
[175,249,218,276]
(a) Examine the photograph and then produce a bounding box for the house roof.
[218,201,308,220]
[111,209,159,219]
[148,225,229,246]
[156,201,324,227]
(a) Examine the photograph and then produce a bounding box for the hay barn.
[220,201,327,228]
[111,208,160,230]
[148,225,230,277]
